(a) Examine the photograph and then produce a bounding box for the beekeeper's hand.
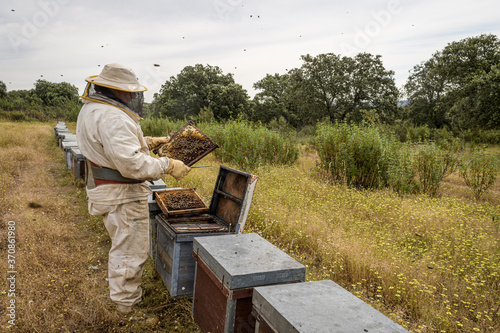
[147,136,170,150]
[166,158,191,180]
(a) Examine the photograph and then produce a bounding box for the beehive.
[54,121,67,139]
[70,147,86,181]
[58,132,76,149]
[192,233,306,333]
[146,180,170,259]
[252,280,409,333]
[61,141,78,169]
[154,166,258,297]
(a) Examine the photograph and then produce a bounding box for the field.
[1,121,499,332]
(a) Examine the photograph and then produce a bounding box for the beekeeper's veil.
[81,63,147,117]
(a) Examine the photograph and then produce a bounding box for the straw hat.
[85,63,147,92]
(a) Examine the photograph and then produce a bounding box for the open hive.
[154,188,209,216]
[155,122,218,166]
[152,166,258,297]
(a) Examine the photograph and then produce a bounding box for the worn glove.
[147,136,170,150]
[166,158,191,180]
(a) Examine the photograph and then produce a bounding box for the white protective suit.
[76,98,169,307]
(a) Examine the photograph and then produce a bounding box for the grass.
[0,121,199,332]
[243,148,500,333]
[1,121,499,332]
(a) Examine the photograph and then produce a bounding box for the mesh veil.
[84,83,144,117]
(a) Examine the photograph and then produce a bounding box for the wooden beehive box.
[154,166,258,297]
[58,132,76,149]
[70,147,86,181]
[55,128,71,144]
[252,280,409,333]
[62,141,78,169]
[146,180,170,259]
[191,233,306,333]
[54,122,67,139]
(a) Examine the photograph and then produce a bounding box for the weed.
[460,151,500,200]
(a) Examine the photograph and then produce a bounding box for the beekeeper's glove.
[147,136,170,150]
[166,158,191,180]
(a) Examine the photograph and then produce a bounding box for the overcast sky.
[1,0,499,102]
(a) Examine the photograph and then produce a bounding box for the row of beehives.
[54,121,87,182]
[175,232,410,333]
[54,121,408,332]
[148,188,409,332]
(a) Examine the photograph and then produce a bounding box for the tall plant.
[413,144,448,197]
[459,152,499,200]
[201,119,299,170]
[386,142,419,195]
[315,122,391,189]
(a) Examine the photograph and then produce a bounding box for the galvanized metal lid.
[61,141,78,151]
[252,280,410,333]
[193,233,305,290]
[70,147,84,158]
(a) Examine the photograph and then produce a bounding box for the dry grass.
[243,148,500,333]
[0,121,199,332]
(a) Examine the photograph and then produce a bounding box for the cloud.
[0,0,499,101]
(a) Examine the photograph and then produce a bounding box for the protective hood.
[81,82,144,119]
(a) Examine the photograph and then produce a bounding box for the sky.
[1,0,499,102]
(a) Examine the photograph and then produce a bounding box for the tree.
[404,57,447,127]
[250,73,293,124]
[449,65,500,129]
[33,80,79,107]
[285,53,398,126]
[436,34,500,87]
[0,81,6,99]
[342,53,399,124]
[1,89,41,111]
[405,34,500,129]
[150,64,252,121]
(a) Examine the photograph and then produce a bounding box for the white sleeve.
[99,112,169,181]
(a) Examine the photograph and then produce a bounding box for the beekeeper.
[76,63,191,315]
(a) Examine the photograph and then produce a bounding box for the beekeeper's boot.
[116,304,133,315]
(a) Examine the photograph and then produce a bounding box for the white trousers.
[89,199,150,307]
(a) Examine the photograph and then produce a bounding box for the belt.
[89,161,143,186]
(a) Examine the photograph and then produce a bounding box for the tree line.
[1,34,499,131]
[0,79,81,121]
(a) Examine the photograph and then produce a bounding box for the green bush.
[391,122,433,143]
[386,142,419,195]
[413,144,450,197]
[141,117,186,137]
[314,122,463,196]
[459,152,499,200]
[314,122,392,189]
[463,129,500,145]
[9,111,27,122]
[202,120,299,170]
